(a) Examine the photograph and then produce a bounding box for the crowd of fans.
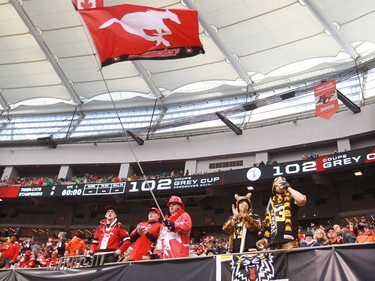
[297,220,375,247]
[0,169,215,187]
[301,150,338,160]
[0,217,373,270]
[0,158,373,269]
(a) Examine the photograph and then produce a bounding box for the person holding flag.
[154,196,192,259]
[259,177,306,250]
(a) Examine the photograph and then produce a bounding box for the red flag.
[79,4,205,66]
[72,0,103,10]
[314,79,339,120]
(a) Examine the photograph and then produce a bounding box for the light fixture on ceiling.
[243,103,258,111]
[126,130,144,145]
[354,169,362,176]
[247,186,254,191]
[337,90,361,114]
[280,91,296,100]
[215,112,243,135]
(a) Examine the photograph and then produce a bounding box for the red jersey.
[17,257,39,268]
[129,221,162,260]
[0,241,20,261]
[39,257,51,267]
[90,219,131,253]
[154,210,192,259]
[49,257,60,267]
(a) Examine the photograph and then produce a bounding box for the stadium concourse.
[1,0,375,280]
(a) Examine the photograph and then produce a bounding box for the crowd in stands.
[301,152,321,160]
[0,169,215,187]
[297,220,375,247]
[301,150,337,160]
[0,218,373,269]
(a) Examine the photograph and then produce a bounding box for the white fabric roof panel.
[4,85,72,106]
[42,28,93,57]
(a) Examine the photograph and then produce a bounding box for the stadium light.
[215,112,242,135]
[126,130,144,145]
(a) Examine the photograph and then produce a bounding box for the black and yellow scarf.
[263,192,292,240]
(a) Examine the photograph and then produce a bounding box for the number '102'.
[273,161,316,176]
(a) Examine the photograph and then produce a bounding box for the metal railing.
[57,253,107,269]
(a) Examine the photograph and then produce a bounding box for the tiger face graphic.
[230,253,275,281]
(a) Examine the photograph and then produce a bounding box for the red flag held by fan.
[78,4,204,66]
[314,79,339,120]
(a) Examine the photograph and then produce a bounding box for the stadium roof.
[1,0,375,144]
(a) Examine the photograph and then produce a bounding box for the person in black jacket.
[55,232,67,258]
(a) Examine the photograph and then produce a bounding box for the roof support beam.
[147,107,168,138]
[0,92,8,110]
[183,0,252,85]
[303,0,358,59]
[66,112,86,138]
[10,0,82,105]
[132,61,164,100]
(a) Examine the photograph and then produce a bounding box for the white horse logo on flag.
[99,9,181,47]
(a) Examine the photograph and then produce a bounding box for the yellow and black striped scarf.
[263,192,292,239]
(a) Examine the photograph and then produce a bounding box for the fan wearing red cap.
[88,205,131,263]
[154,195,192,259]
[17,250,40,268]
[126,207,163,261]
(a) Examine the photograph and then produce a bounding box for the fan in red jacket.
[0,234,20,268]
[89,205,131,263]
[17,250,40,268]
[154,196,192,259]
[128,207,163,261]
[48,251,60,267]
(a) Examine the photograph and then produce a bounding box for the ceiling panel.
[0,0,374,129]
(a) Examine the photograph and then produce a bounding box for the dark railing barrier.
[1,243,374,281]
[57,253,106,269]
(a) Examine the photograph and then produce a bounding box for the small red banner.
[314,79,339,120]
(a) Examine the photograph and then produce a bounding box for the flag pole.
[74,2,166,218]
